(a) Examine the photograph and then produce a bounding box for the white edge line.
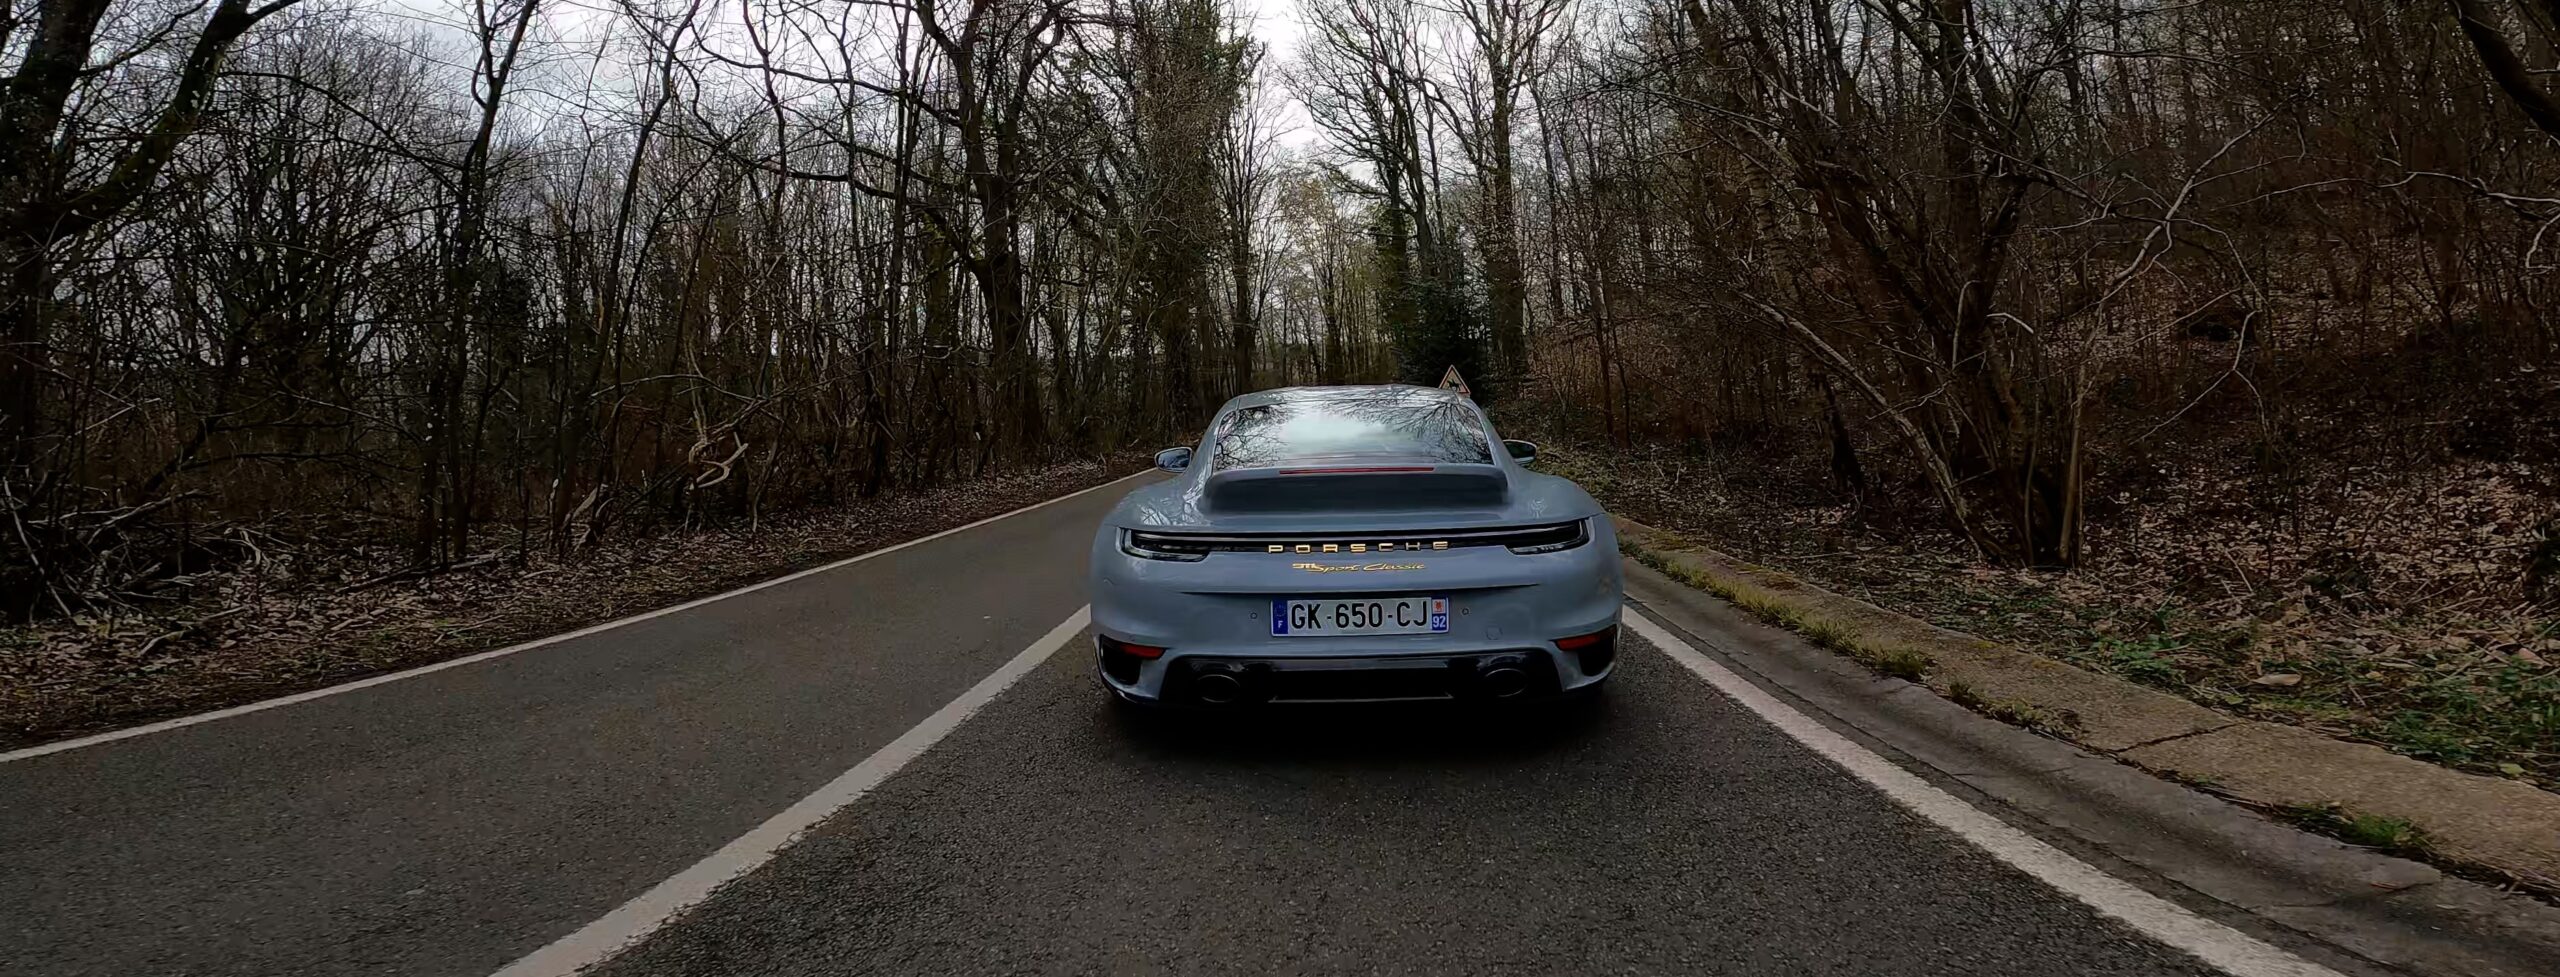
[488,607,1090,977]
[1621,607,2344,977]
[3,470,1148,765]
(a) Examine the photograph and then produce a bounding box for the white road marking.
[1,471,1147,764]
[490,607,1090,977]
[1623,608,2345,977]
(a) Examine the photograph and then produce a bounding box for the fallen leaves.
[0,457,1140,747]
[1563,438,2560,791]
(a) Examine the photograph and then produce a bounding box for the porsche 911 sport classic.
[1089,384,1624,707]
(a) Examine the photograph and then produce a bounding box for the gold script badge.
[1293,562,1426,573]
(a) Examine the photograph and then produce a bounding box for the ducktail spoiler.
[1200,463,1510,513]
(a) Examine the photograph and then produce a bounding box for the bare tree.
[1217,37,1279,397]
[0,0,312,473]
[1427,0,1567,387]
[1296,0,1484,389]
[2450,0,2560,140]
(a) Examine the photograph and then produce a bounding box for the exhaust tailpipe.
[1479,665,1532,699]
[1193,670,1247,705]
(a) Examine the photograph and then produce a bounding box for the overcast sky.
[387,0,1332,154]
[1240,0,1320,151]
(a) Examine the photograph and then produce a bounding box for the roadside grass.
[1946,680,2068,734]
[2050,601,2560,786]
[2279,802,2431,858]
[2274,799,2560,901]
[1629,546,1933,682]
[2093,634,2188,689]
[2159,768,2224,790]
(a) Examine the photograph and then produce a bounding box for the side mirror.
[1154,447,1193,472]
[1503,439,1539,463]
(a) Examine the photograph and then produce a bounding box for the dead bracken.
[1578,446,2558,791]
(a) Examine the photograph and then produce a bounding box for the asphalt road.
[3,474,2237,977]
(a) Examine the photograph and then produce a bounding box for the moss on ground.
[1630,546,1934,683]
[2281,802,2432,858]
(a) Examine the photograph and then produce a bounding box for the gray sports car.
[1089,384,1624,707]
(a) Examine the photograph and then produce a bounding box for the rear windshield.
[1210,389,1493,470]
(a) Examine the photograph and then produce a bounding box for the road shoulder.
[1623,553,2560,977]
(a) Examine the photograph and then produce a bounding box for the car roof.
[1216,384,1470,413]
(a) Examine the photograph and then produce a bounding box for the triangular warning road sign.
[1438,366,1472,399]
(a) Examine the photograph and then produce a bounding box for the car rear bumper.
[1088,519,1624,705]
[1099,640,1616,707]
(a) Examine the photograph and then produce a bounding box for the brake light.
[1100,635,1165,659]
[1507,518,1592,554]
[1121,529,1210,562]
[1557,626,1616,651]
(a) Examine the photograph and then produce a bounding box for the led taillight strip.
[1274,466,1437,475]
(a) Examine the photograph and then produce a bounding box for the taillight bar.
[1275,466,1437,475]
[1126,520,1590,555]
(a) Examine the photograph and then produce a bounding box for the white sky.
[375,0,1329,154]
[1241,0,1322,152]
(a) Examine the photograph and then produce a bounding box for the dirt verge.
[0,457,1142,749]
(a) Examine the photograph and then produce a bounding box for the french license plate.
[1272,596,1450,637]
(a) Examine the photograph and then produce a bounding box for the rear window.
[1210,389,1493,471]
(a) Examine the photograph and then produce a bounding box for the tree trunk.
[0,244,49,471]
[1230,226,1257,395]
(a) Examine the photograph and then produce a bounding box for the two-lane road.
[1,474,2334,977]
[584,647,2218,977]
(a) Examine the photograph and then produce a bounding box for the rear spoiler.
[1200,463,1509,514]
